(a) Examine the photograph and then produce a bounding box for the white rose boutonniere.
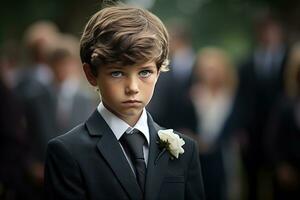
[157,129,185,159]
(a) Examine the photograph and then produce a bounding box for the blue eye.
[139,70,152,78]
[111,71,123,78]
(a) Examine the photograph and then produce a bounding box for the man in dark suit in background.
[147,20,195,129]
[238,13,288,200]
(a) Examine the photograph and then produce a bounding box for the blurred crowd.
[148,12,300,200]
[0,11,299,200]
[0,21,97,199]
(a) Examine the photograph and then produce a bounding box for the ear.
[83,63,98,86]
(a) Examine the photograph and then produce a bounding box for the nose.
[125,76,139,95]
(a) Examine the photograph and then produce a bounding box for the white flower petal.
[158,129,185,159]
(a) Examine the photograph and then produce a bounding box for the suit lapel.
[145,113,169,200]
[85,110,142,200]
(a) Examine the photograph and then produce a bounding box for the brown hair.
[80,5,169,76]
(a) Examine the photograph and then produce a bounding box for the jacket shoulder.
[48,123,88,147]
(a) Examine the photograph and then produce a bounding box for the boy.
[44,5,205,200]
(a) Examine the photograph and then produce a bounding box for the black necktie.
[120,129,146,192]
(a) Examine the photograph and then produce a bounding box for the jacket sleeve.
[44,138,86,200]
[185,140,206,200]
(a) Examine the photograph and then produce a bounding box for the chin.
[123,108,142,116]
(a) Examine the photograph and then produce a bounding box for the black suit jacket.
[45,110,205,200]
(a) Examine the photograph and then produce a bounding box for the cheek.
[98,81,121,100]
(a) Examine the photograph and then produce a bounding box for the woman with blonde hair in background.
[176,47,245,200]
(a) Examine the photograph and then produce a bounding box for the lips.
[122,100,142,107]
[122,100,142,104]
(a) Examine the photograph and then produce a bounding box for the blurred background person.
[265,42,300,200]
[168,20,195,90]
[147,20,195,128]
[237,12,289,200]
[13,21,61,197]
[176,47,244,200]
[47,33,96,134]
[12,22,96,198]
[18,20,60,87]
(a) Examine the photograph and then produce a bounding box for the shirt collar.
[97,102,149,145]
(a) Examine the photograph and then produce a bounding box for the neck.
[122,115,141,127]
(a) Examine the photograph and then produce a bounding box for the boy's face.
[89,61,159,125]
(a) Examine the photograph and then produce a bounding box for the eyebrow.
[105,66,124,70]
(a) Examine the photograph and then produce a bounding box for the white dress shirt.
[97,102,149,174]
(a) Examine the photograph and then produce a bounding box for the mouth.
[122,100,142,103]
[122,100,142,106]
